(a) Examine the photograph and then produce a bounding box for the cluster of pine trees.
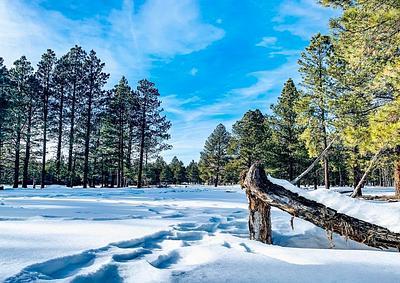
[0,46,171,189]
[139,156,202,186]
[199,0,400,196]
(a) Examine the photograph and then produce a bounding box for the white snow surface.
[0,184,399,282]
[268,176,400,232]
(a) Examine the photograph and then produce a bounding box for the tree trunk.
[247,188,272,244]
[41,92,48,189]
[83,89,93,188]
[323,155,330,190]
[291,136,336,185]
[137,109,146,189]
[351,148,385,198]
[13,129,21,188]
[67,83,76,187]
[55,87,64,183]
[243,163,400,250]
[395,146,400,197]
[22,104,32,188]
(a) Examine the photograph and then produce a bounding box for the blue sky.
[0,0,338,164]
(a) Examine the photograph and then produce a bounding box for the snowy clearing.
[1,185,400,282]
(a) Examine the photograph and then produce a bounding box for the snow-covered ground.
[0,184,399,282]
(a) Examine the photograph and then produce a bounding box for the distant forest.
[0,47,171,189]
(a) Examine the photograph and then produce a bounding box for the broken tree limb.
[243,163,400,250]
[291,136,337,185]
[351,147,385,198]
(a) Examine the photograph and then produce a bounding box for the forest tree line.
[0,46,171,189]
[197,0,400,196]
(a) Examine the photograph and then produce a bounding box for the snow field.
[0,184,399,282]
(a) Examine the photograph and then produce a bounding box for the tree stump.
[247,189,272,244]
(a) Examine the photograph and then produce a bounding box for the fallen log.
[243,163,400,250]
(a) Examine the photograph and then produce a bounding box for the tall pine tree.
[199,124,231,187]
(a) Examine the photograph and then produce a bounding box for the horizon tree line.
[0,46,171,189]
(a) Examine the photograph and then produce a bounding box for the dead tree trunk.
[243,163,400,250]
[351,147,385,198]
[291,136,336,185]
[247,189,272,244]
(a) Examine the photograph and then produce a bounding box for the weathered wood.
[351,147,385,198]
[247,189,272,244]
[291,136,337,185]
[244,163,400,250]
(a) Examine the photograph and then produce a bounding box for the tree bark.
[395,146,400,197]
[22,103,32,188]
[247,188,272,244]
[137,105,146,188]
[243,163,400,250]
[13,128,21,188]
[351,148,385,198]
[55,87,64,183]
[83,85,93,188]
[67,82,76,187]
[41,90,49,189]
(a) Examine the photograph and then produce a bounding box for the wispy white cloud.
[232,59,299,97]
[256,36,277,48]
[0,0,224,84]
[273,0,340,40]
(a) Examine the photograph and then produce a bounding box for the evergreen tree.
[160,164,173,185]
[170,156,186,184]
[230,110,270,171]
[22,76,40,188]
[298,33,334,189]
[51,55,69,183]
[199,124,231,187]
[270,79,308,180]
[65,46,86,187]
[81,50,109,188]
[187,160,201,184]
[135,79,171,188]
[322,0,400,195]
[36,49,56,188]
[9,56,34,188]
[0,58,10,185]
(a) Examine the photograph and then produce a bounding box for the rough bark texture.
[247,189,272,244]
[243,163,400,250]
[395,146,400,197]
[22,103,32,188]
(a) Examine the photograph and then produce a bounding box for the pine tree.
[230,110,270,171]
[298,33,334,189]
[199,124,231,187]
[65,46,86,187]
[270,79,308,181]
[0,58,10,186]
[187,160,201,184]
[160,164,173,185]
[51,55,69,183]
[135,79,171,188]
[9,56,34,188]
[81,50,109,188]
[22,76,40,188]
[37,49,57,188]
[170,156,186,184]
[322,0,400,195]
